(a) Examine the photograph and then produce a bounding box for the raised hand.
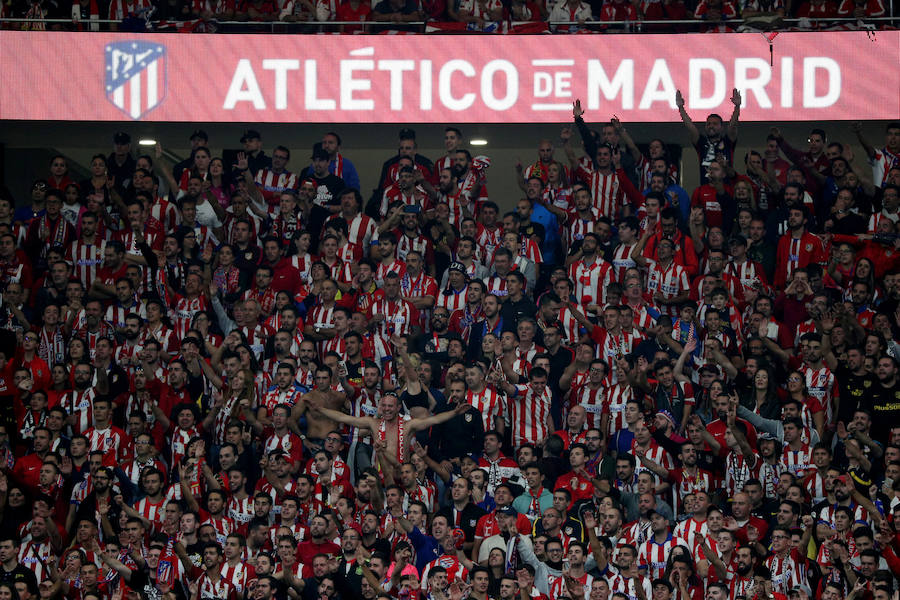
[234,152,249,171]
[731,88,742,107]
[675,89,685,109]
[573,99,584,119]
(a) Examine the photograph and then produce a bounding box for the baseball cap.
[835,474,851,487]
[398,128,416,140]
[113,131,131,145]
[190,129,209,141]
[311,143,330,161]
[497,506,518,517]
[789,585,812,597]
[758,432,778,442]
[240,129,261,143]
[728,234,748,246]
[268,449,291,462]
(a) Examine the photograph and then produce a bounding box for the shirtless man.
[291,366,349,454]
[312,364,467,481]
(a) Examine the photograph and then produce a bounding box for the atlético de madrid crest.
[105,41,167,120]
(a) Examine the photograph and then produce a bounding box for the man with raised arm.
[675,87,741,184]
[310,339,469,480]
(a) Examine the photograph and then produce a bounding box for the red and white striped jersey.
[439,190,471,229]
[466,387,505,432]
[380,185,429,218]
[724,451,762,497]
[572,384,606,429]
[804,470,827,505]
[18,540,52,582]
[550,573,593,600]
[673,518,707,550]
[135,497,166,529]
[635,442,675,484]
[507,384,552,447]
[483,274,508,298]
[201,513,236,546]
[645,259,690,317]
[871,146,899,187]
[261,386,303,417]
[725,258,768,292]
[339,213,376,250]
[475,224,503,264]
[438,286,469,312]
[195,572,237,600]
[565,209,600,250]
[780,444,814,478]
[228,496,254,526]
[307,303,336,332]
[800,365,837,423]
[61,388,96,435]
[729,576,754,600]
[67,240,106,289]
[569,257,613,308]
[817,503,869,528]
[607,574,653,600]
[611,242,637,283]
[765,549,807,595]
[668,468,715,508]
[868,211,898,233]
[602,384,635,436]
[559,306,583,344]
[255,168,298,207]
[123,457,167,487]
[576,165,625,218]
[263,431,304,466]
[105,302,146,331]
[84,426,132,465]
[367,298,418,338]
[169,426,199,468]
[171,294,208,340]
[219,560,257,594]
[375,259,407,285]
[639,535,689,580]
[594,330,636,382]
[349,386,380,444]
[150,197,179,233]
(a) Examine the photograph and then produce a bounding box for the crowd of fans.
[0,96,899,600]
[3,0,894,35]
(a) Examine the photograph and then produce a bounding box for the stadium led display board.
[0,31,897,122]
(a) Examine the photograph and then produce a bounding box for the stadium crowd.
[3,0,893,36]
[0,98,899,600]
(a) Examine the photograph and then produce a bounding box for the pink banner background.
[0,31,897,122]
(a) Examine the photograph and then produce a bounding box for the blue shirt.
[408,526,442,572]
[530,203,559,263]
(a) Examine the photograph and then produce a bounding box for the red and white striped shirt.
[135,497,166,529]
[800,365,837,423]
[466,387,505,432]
[572,384,606,429]
[507,384,552,447]
[375,259,407,285]
[608,574,653,600]
[255,169,298,207]
[765,549,807,595]
[367,298,418,338]
[85,426,132,466]
[611,242,637,283]
[565,209,600,250]
[569,257,613,309]
[61,389,96,435]
[67,240,106,289]
[219,561,256,594]
[438,286,469,312]
[639,535,689,580]
[171,294,208,340]
[576,165,626,218]
[195,572,237,600]
[780,443,814,478]
[645,259,690,317]
[602,384,635,436]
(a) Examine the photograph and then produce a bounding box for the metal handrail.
[0,15,894,25]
